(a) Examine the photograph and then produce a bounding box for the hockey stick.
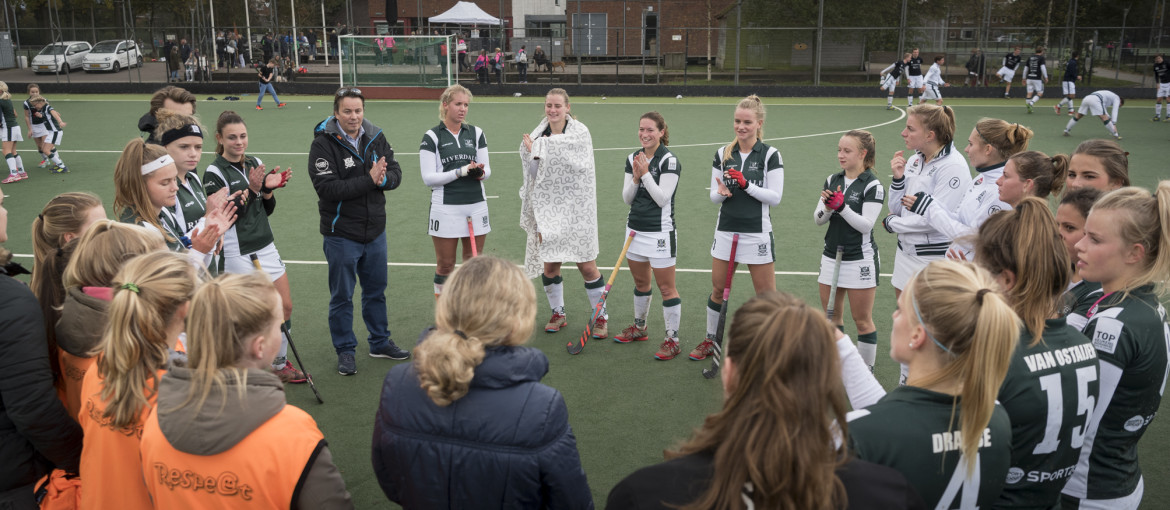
[566,231,636,355]
[466,216,478,257]
[826,245,845,322]
[702,233,739,379]
[251,254,324,404]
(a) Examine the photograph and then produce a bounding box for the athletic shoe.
[1113,134,1123,140]
[370,341,410,360]
[1154,115,1161,122]
[1164,117,1170,123]
[1004,93,1010,98]
[1026,103,1033,114]
[274,361,307,383]
[614,324,648,343]
[885,105,894,110]
[255,105,263,110]
[590,317,609,339]
[277,102,287,108]
[1054,105,1061,114]
[57,165,68,173]
[1069,111,1075,117]
[544,312,567,332]
[17,171,28,180]
[38,159,47,168]
[1062,130,1071,137]
[688,337,717,360]
[50,164,66,174]
[337,352,356,375]
[654,339,681,360]
[1,173,20,184]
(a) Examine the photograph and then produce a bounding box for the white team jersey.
[886,143,972,248]
[919,163,1011,256]
[924,63,944,86]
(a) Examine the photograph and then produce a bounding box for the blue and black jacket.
[308,116,401,243]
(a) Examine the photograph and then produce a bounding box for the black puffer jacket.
[0,266,83,490]
[308,116,401,243]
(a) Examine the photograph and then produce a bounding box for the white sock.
[633,290,652,328]
[1157,104,1164,116]
[15,155,24,171]
[585,277,606,319]
[705,298,721,338]
[857,331,878,371]
[49,151,63,166]
[663,297,681,340]
[5,156,16,174]
[542,275,565,314]
[886,96,893,106]
[1068,99,1075,110]
[1065,117,1078,132]
[1104,121,1118,136]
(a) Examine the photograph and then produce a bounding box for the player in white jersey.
[419,85,491,298]
[919,55,948,105]
[1063,90,1124,139]
[1023,47,1049,113]
[901,118,1031,258]
[613,112,685,360]
[22,83,47,168]
[1063,182,1170,509]
[27,96,67,173]
[996,150,1069,208]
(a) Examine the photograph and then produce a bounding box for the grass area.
[2,94,1167,508]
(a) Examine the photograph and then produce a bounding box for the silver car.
[82,39,143,72]
[31,41,92,74]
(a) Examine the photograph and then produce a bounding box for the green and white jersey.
[118,206,185,252]
[39,104,61,132]
[1061,280,1102,332]
[204,154,275,257]
[172,171,207,235]
[710,141,783,233]
[847,386,1013,509]
[1063,286,1169,501]
[418,123,489,205]
[995,319,1099,509]
[820,169,884,261]
[625,144,679,233]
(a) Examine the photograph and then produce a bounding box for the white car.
[31,41,92,74]
[82,39,143,72]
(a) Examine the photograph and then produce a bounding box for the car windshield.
[38,45,68,56]
[91,41,120,53]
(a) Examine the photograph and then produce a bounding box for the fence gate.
[572,13,606,56]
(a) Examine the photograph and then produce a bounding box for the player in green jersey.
[975,198,1100,509]
[696,95,784,361]
[113,139,221,255]
[813,130,883,371]
[1056,188,1104,329]
[842,260,1018,509]
[1063,182,1170,509]
[613,112,684,360]
[0,82,26,183]
[420,85,490,298]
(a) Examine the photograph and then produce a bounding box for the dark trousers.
[323,232,390,354]
[518,63,528,82]
[0,483,36,510]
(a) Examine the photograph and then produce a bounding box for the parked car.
[32,41,92,74]
[82,39,143,72]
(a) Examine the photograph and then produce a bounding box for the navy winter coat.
[372,343,593,509]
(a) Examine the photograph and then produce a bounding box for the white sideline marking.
[10,253,893,277]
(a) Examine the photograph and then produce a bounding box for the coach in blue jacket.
[308,87,409,377]
[372,256,593,509]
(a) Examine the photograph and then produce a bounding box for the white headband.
[140,154,174,175]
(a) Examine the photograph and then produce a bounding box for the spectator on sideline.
[137,86,196,144]
[308,87,408,376]
[373,256,593,509]
[0,186,84,509]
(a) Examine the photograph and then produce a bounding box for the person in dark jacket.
[308,87,408,376]
[607,291,926,510]
[0,188,84,509]
[372,256,593,510]
[137,86,196,144]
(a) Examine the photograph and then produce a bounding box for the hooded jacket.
[308,116,401,243]
[138,112,161,144]
[142,366,352,509]
[0,269,83,491]
[54,286,112,421]
[373,342,593,509]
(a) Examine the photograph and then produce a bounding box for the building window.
[526,20,567,38]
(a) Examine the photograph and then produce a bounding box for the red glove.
[825,191,845,212]
[726,168,748,189]
[275,169,292,188]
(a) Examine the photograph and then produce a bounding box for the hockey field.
[2,94,1166,508]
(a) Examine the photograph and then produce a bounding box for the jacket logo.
[183,201,195,208]
[949,177,961,189]
[151,463,254,501]
[344,157,355,169]
[315,158,329,171]
[441,142,453,147]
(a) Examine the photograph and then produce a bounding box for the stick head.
[701,363,720,378]
[566,340,584,355]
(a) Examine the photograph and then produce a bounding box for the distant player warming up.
[1056,52,1081,115]
[1064,90,1124,139]
[1024,46,1049,113]
[920,55,949,105]
[997,47,1023,98]
[27,96,67,173]
[906,48,924,107]
[879,53,911,110]
[1152,54,1170,121]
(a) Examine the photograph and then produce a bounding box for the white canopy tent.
[428,1,501,25]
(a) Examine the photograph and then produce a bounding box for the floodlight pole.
[244,0,253,63]
[291,0,298,67]
[1115,7,1128,80]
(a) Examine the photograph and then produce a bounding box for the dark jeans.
[476,67,488,84]
[518,63,527,82]
[494,67,503,85]
[323,232,390,354]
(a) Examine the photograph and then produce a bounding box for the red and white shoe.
[654,339,681,360]
[273,361,307,384]
[590,317,609,339]
[688,337,717,360]
[544,312,567,332]
[1,173,20,184]
[614,324,648,343]
[1053,104,1061,115]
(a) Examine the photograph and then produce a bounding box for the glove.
[231,191,250,215]
[825,191,845,212]
[907,191,933,216]
[467,164,485,180]
[259,169,291,194]
[726,168,748,189]
[882,214,897,234]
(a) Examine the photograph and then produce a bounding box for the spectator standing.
[516,45,528,83]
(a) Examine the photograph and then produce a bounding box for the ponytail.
[1091,181,1170,297]
[975,197,1070,345]
[414,256,536,406]
[722,95,766,163]
[97,251,197,430]
[908,104,957,147]
[1008,150,1069,199]
[905,261,1019,471]
[112,138,174,242]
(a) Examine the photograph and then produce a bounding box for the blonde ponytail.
[415,256,536,406]
[1091,181,1170,297]
[722,95,766,163]
[905,261,1020,471]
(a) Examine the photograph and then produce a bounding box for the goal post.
[337,34,454,89]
